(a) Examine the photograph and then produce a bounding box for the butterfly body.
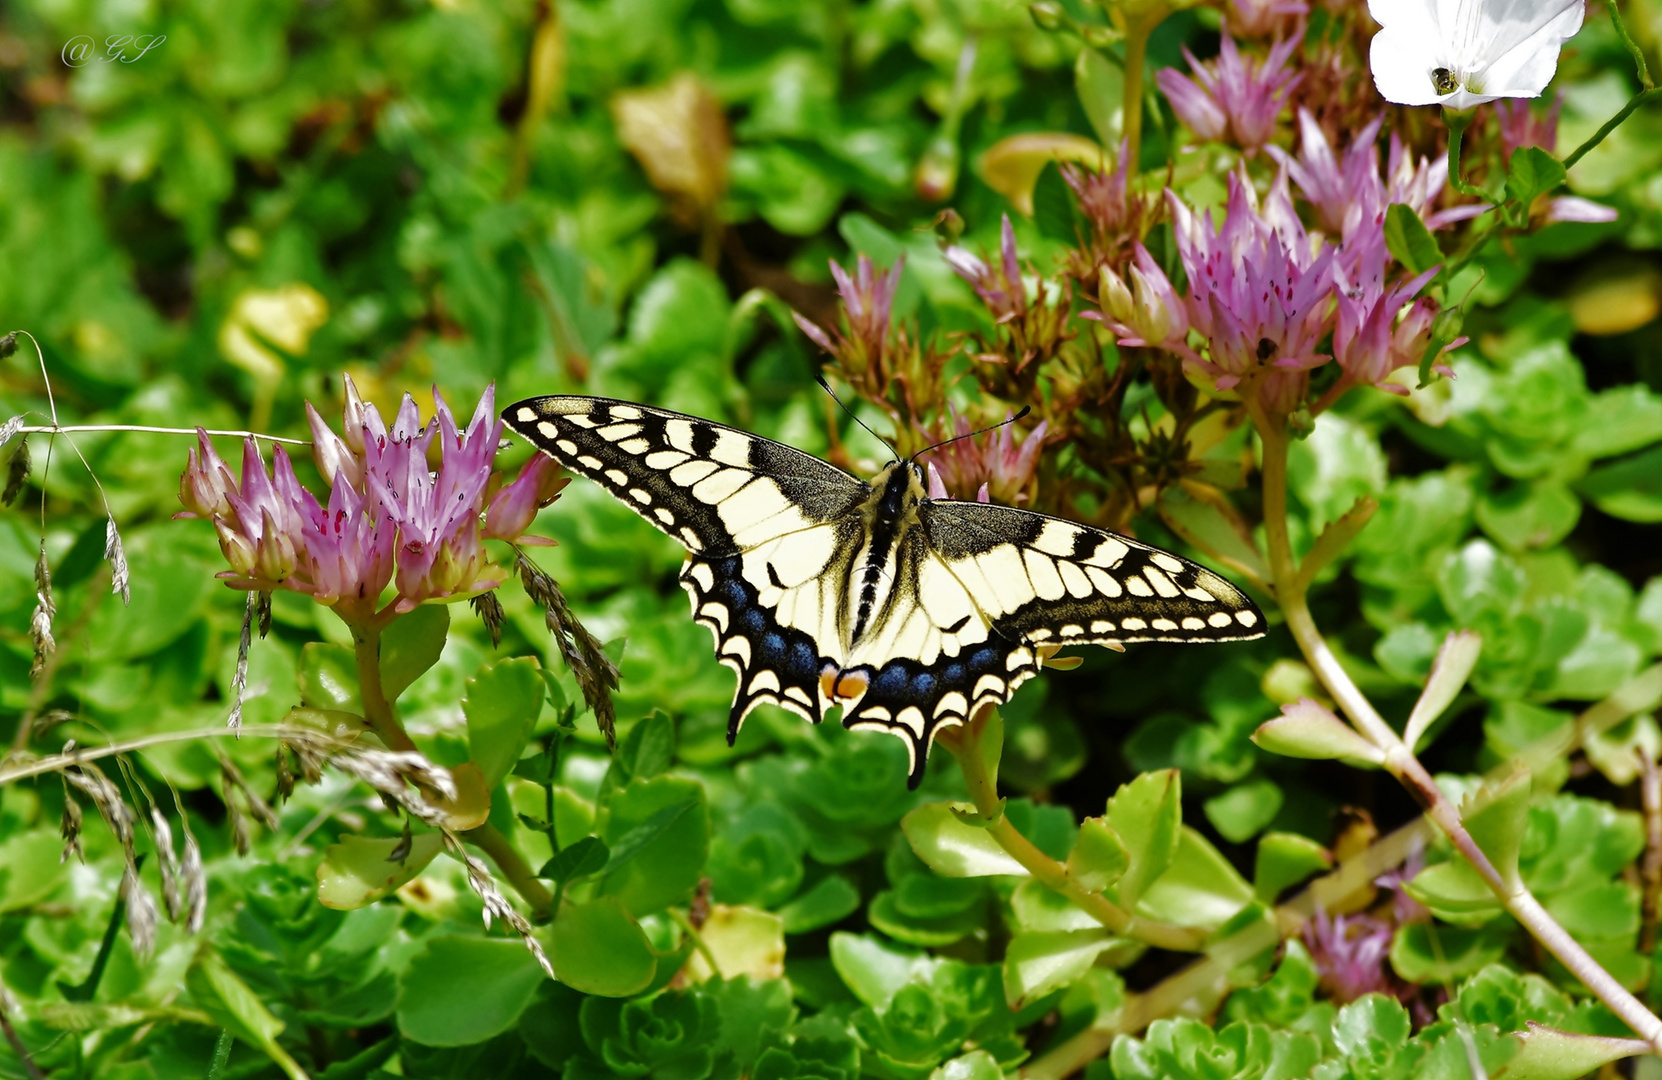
[504,395,1264,786]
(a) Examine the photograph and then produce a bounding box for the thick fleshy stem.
[1250,404,1662,1053]
[348,618,417,753]
[1119,8,1164,177]
[937,708,1208,952]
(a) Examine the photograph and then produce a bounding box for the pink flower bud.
[484,454,568,541]
[307,400,363,490]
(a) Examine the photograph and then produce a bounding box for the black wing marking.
[502,396,867,557]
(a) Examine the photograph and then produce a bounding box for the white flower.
[1367,0,1586,110]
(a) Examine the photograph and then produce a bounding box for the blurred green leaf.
[463,657,544,788]
[396,936,546,1046]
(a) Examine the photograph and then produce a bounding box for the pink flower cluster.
[179,380,566,620]
[1092,110,1482,411]
[793,254,904,374]
[920,407,1049,505]
[1157,36,1302,154]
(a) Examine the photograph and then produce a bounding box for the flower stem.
[1563,86,1662,170]
[349,618,417,753]
[1442,107,1486,199]
[938,711,1207,952]
[463,821,554,921]
[1252,415,1662,1052]
[1119,10,1160,178]
[1608,0,1654,91]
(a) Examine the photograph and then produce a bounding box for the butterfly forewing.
[504,394,1266,788]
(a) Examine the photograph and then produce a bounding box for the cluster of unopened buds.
[178,380,567,622]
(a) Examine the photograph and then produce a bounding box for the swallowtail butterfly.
[504,396,1264,786]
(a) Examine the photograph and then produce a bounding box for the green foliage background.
[1,0,1661,1077]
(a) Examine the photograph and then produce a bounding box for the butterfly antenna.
[816,374,900,460]
[910,406,1033,463]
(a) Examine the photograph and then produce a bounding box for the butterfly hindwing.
[503,396,867,556]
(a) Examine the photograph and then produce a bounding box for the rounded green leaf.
[1136,827,1253,929]
[463,656,545,787]
[549,897,657,997]
[828,932,934,1009]
[380,604,450,701]
[1332,994,1411,1059]
[300,642,362,712]
[777,875,861,934]
[1202,780,1284,844]
[1106,771,1182,909]
[598,776,709,916]
[1066,817,1129,893]
[901,802,1028,878]
[1002,929,1112,1009]
[1252,832,1331,903]
[317,833,445,910]
[396,935,547,1045]
[930,1049,1004,1080]
[0,829,67,913]
[684,904,785,981]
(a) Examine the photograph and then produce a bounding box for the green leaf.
[598,777,708,916]
[778,875,862,934]
[1506,1024,1647,1080]
[609,710,676,787]
[902,803,1029,878]
[0,829,67,913]
[930,1049,1004,1080]
[1331,994,1411,1059]
[1066,818,1129,893]
[396,936,546,1045]
[1404,630,1482,753]
[1202,779,1284,844]
[300,643,362,713]
[1476,479,1581,552]
[463,657,545,788]
[550,897,657,997]
[1384,203,1444,276]
[828,932,933,1009]
[1252,832,1331,903]
[1075,48,1124,148]
[540,836,610,885]
[1136,827,1254,929]
[1389,924,1509,983]
[1505,146,1568,207]
[1576,445,1662,523]
[1253,700,1385,767]
[1002,929,1113,1009]
[1464,766,1532,894]
[316,834,445,910]
[685,904,786,981]
[379,604,450,701]
[188,952,306,1080]
[1032,162,1076,243]
[1105,771,1182,909]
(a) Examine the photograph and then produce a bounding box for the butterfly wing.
[502,395,867,736]
[835,497,1265,784]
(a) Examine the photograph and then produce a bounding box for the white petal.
[1370,26,1453,106]
[1475,0,1585,97]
